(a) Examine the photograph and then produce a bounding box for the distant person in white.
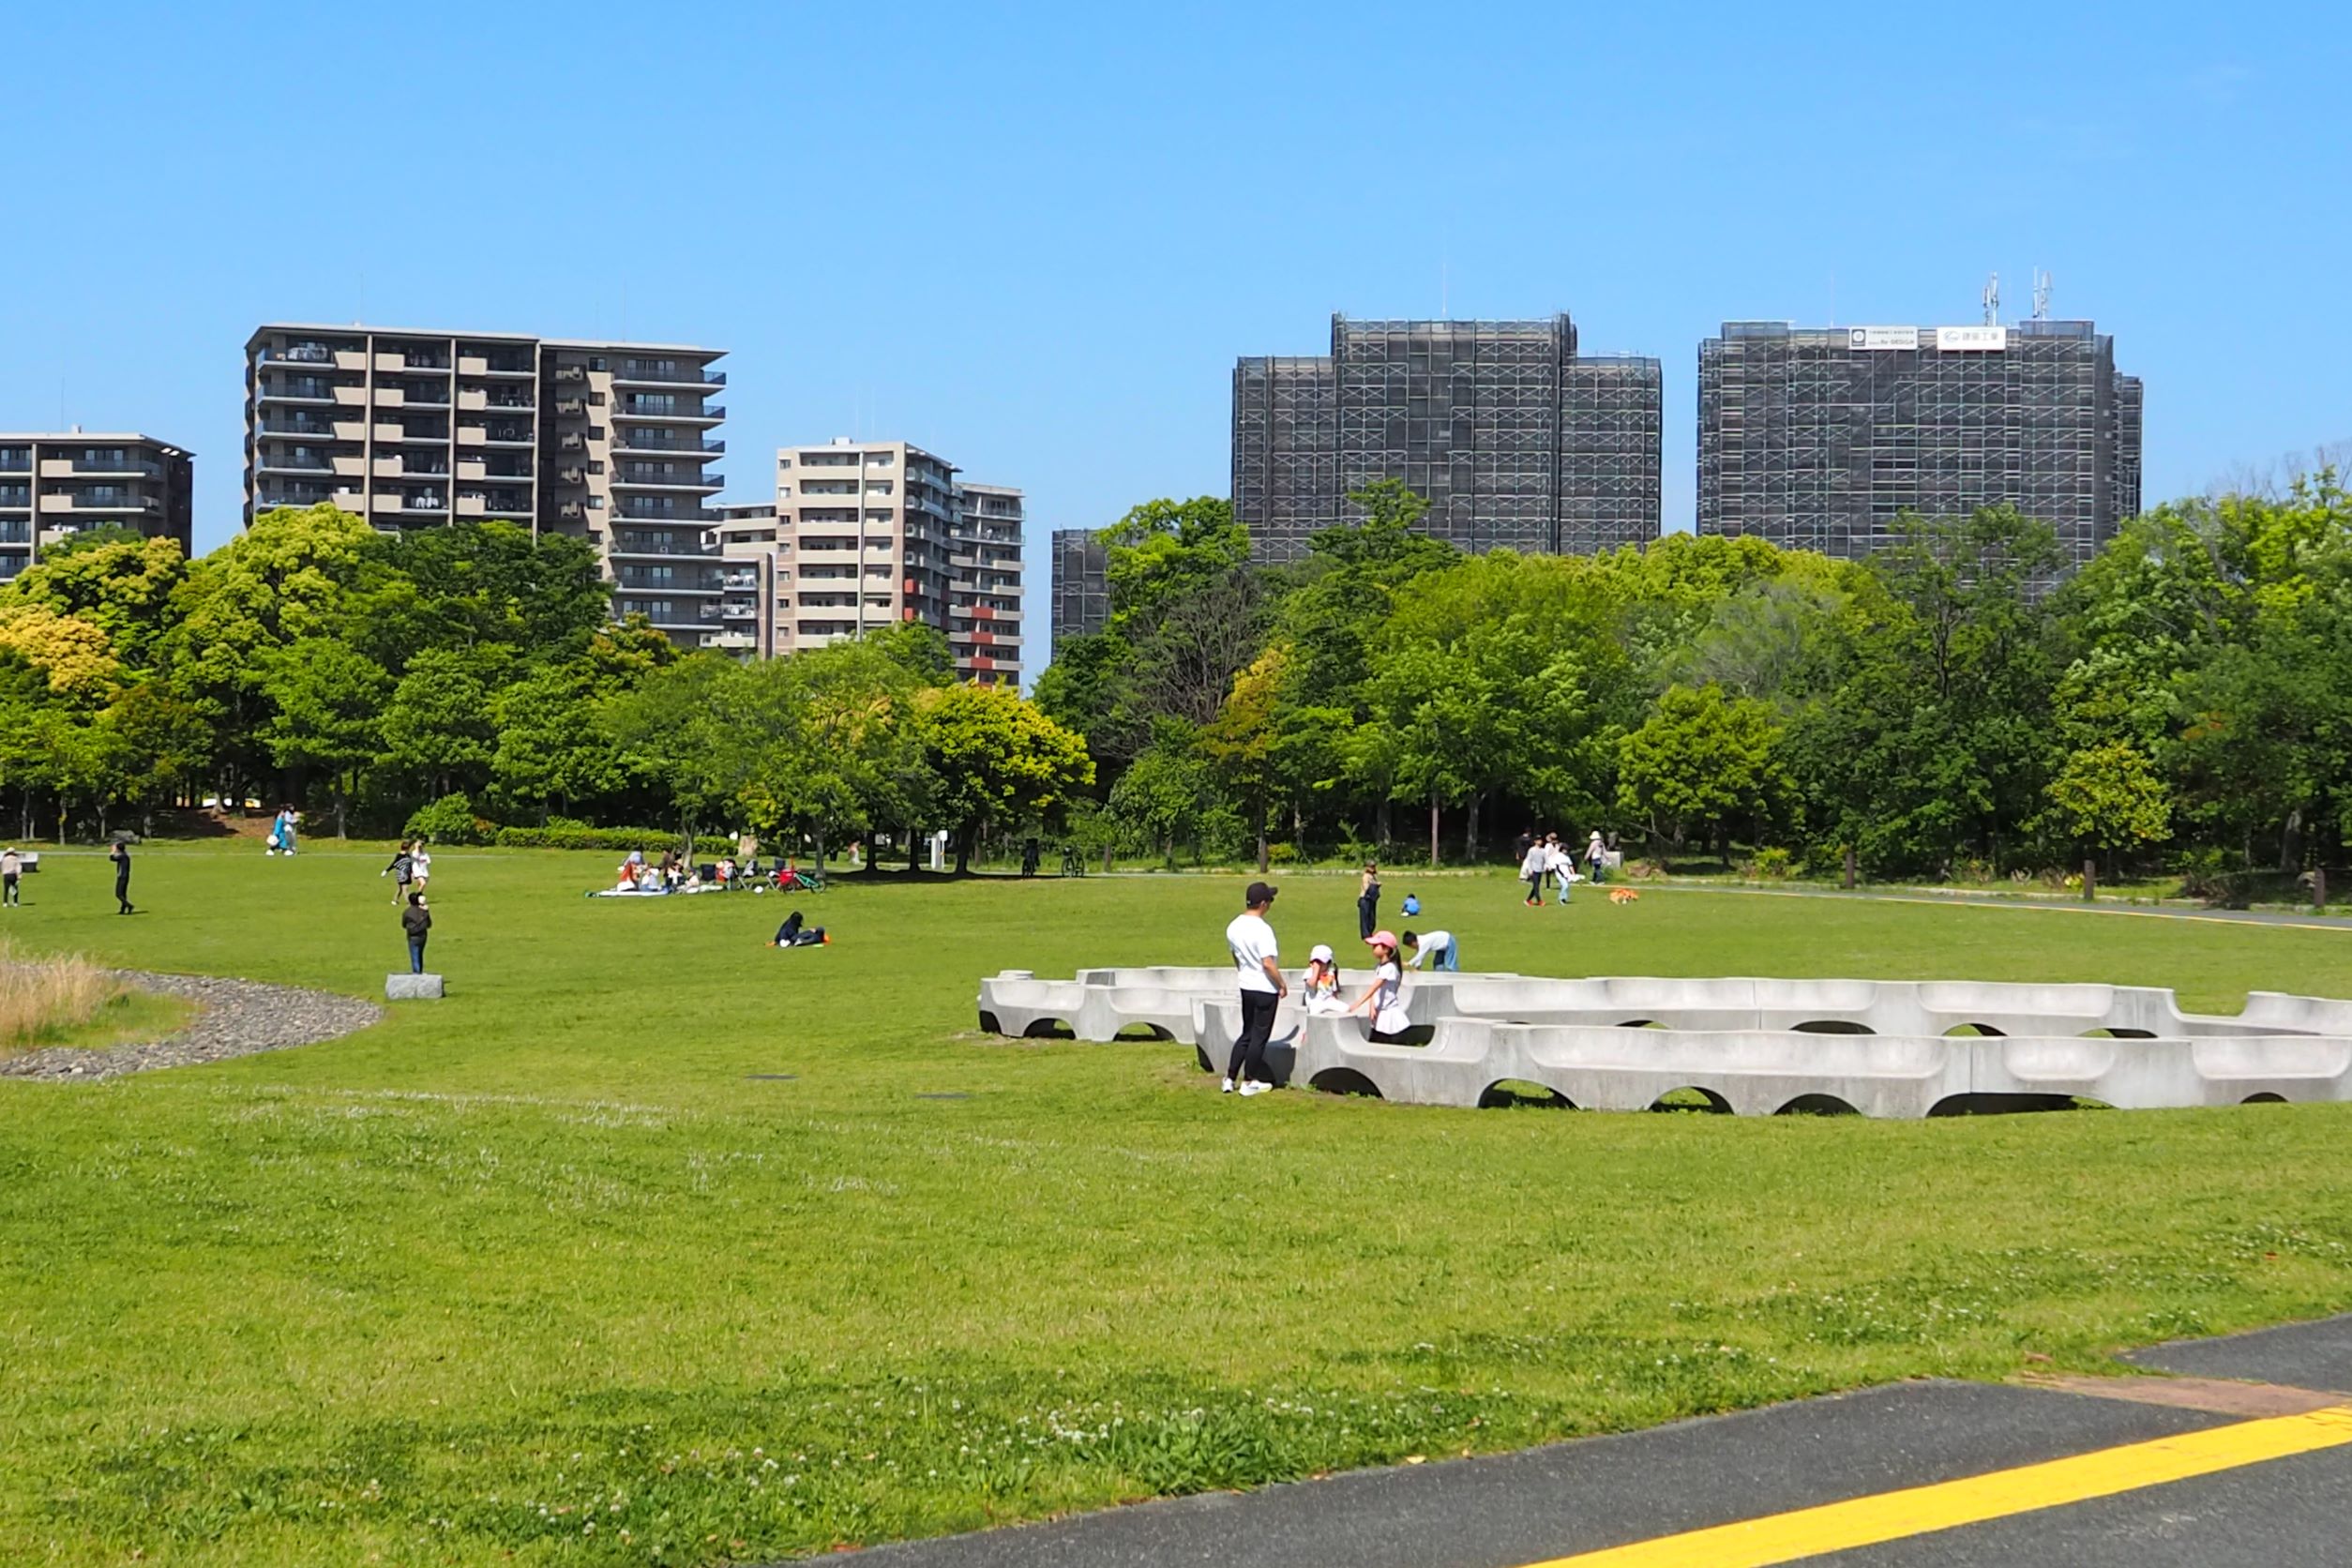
[1223,881,1287,1096]
[1353,931,1411,1043]
[1402,929,1458,971]
[1546,833,1577,905]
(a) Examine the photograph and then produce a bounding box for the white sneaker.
[1239,1080,1272,1096]
[1221,1078,1236,1093]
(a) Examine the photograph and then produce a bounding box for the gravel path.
[0,971,384,1082]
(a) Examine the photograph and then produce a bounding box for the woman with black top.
[401,892,432,973]
[109,838,132,914]
[1357,862,1380,942]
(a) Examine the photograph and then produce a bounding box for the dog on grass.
[1607,887,1640,905]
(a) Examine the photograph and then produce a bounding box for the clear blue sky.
[4,2,2346,563]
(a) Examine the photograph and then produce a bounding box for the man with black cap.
[1223,880,1287,1095]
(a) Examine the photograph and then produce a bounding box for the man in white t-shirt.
[1402,928,1457,971]
[1222,881,1287,1096]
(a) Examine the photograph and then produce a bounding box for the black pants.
[114,873,130,912]
[1358,893,1378,941]
[3,873,16,906]
[1227,989,1279,1084]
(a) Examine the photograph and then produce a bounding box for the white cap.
[1309,943,1334,962]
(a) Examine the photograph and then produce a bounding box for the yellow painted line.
[1517,1404,2352,1567]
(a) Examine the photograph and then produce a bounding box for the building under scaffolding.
[1232,315,1662,562]
[1696,319,2143,569]
[1049,527,1109,645]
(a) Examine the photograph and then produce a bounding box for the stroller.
[775,863,826,894]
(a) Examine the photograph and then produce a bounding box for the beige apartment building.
[714,437,1025,685]
[0,432,193,577]
[243,324,728,648]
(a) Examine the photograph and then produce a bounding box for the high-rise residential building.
[949,481,1024,686]
[712,438,1024,686]
[1232,314,1662,562]
[1049,527,1109,646]
[1696,319,2143,567]
[243,324,729,648]
[0,432,192,576]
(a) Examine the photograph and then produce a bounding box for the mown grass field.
[4,847,2352,1565]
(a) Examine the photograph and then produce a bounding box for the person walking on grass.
[1223,880,1287,1097]
[1547,832,1576,905]
[1357,861,1381,942]
[2,847,19,908]
[1520,836,1549,907]
[383,840,415,904]
[1586,828,1607,886]
[401,891,432,974]
[109,837,132,915]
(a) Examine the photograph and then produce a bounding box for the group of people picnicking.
[608,839,822,897]
[1221,880,1457,1096]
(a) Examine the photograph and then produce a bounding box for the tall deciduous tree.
[919,683,1093,873]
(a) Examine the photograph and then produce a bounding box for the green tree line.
[0,505,1091,864]
[1034,471,2352,887]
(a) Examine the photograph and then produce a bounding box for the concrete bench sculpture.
[975,968,2352,1117]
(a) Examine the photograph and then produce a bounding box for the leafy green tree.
[102,679,216,837]
[258,639,393,836]
[919,682,1093,872]
[380,647,508,802]
[1616,684,1790,861]
[2042,743,2173,872]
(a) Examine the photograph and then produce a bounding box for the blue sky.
[3,2,2346,564]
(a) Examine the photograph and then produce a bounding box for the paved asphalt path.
[837,1317,2352,1567]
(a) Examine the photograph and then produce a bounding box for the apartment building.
[0,432,193,577]
[243,324,728,648]
[714,438,1025,685]
[1049,527,1110,645]
[950,482,1024,686]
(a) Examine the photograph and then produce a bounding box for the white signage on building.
[1847,325,1920,351]
[1935,325,2010,352]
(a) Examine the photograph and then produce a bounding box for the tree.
[1200,646,1286,872]
[379,647,507,802]
[918,683,1094,872]
[2043,743,2173,873]
[1616,684,1790,862]
[258,640,393,835]
[102,679,215,837]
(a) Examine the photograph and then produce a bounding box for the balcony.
[612,575,722,596]
[611,432,723,457]
[709,631,756,651]
[258,457,335,474]
[615,402,724,424]
[607,535,716,558]
[483,394,535,412]
[722,600,760,620]
[259,384,341,404]
[70,491,158,511]
[477,427,534,446]
[404,388,452,408]
[614,470,723,490]
[256,490,335,510]
[611,505,713,525]
[614,365,726,389]
[0,489,31,508]
[554,398,588,417]
[720,572,759,591]
[259,344,337,365]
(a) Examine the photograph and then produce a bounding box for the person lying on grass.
[769,910,829,948]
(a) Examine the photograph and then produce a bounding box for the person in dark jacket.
[769,910,827,947]
[109,838,133,914]
[401,892,432,973]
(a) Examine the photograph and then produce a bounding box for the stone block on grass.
[385,972,445,1001]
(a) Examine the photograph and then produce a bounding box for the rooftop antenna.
[1982,272,2000,325]
[2031,268,2053,321]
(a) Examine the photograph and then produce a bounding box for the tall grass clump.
[0,937,124,1057]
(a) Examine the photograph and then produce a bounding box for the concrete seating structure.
[975,968,2352,1117]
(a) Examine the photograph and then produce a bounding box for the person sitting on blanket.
[769,910,829,947]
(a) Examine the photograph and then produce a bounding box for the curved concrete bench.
[981,969,2352,1117]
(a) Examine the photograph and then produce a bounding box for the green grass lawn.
[5,849,2352,1565]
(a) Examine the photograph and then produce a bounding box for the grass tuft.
[0,936,125,1056]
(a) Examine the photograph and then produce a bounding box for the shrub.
[0,938,125,1058]
[1751,847,1793,881]
[492,825,680,852]
[403,794,492,847]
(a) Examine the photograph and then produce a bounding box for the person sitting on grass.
[1351,931,1410,1043]
[1302,942,1346,1014]
[769,910,828,948]
[1402,928,1458,971]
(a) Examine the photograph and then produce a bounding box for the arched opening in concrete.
[1928,1093,2081,1116]
[1792,1019,1875,1034]
[2070,1096,2118,1111]
[1615,1018,1665,1028]
[2242,1092,2289,1105]
[1021,1018,1077,1040]
[1651,1085,1733,1113]
[1114,1022,1175,1042]
[1776,1093,1861,1116]
[2081,1027,2156,1039]
[1195,1045,1217,1075]
[978,1010,1003,1034]
[1943,1023,2005,1037]
[1309,1067,1383,1098]
[1479,1078,1574,1109]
